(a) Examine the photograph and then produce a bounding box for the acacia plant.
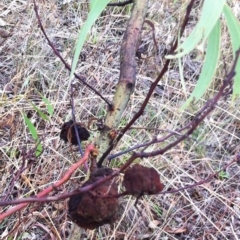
[0,0,240,239]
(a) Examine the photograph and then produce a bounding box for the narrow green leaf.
[23,114,43,156]
[41,96,54,116]
[36,91,54,116]
[23,114,38,140]
[166,0,225,59]
[36,141,43,157]
[181,20,221,109]
[20,76,30,93]
[65,0,111,99]
[30,102,49,121]
[90,0,98,10]
[223,5,240,100]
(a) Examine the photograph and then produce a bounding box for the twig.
[2,149,34,201]
[108,0,133,7]
[0,150,134,206]
[108,127,199,160]
[70,84,84,157]
[144,19,158,51]
[0,144,95,220]
[70,83,88,170]
[33,0,113,109]
[1,150,237,206]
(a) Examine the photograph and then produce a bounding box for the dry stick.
[3,166,28,202]
[0,144,95,221]
[107,0,133,7]
[32,0,113,109]
[98,0,196,166]
[70,83,89,170]
[96,0,148,167]
[0,50,238,208]
[144,19,158,51]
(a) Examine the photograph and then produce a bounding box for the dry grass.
[0,0,240,239]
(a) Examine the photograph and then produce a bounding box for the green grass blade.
[35,141,43,157]
[166,0,225,59]
[67,0,111,91]
[36,91,54,116]
[23,113,43,156]
[20,76,30,93]
[223,5,240,100]
[41,96,54,116]
[23,113,38,140]
[30,102,49,121]
[181,20,221,109]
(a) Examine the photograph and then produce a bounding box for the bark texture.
[97,0,148,166]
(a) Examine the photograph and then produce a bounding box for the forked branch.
[98,0,196,166]
[96,0,148,167]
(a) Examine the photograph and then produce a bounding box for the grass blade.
[23,113,43,156]
[42,96,54,116]
[30,102,49,121]
[23,113,38,140]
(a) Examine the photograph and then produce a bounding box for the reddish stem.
[0,144,95,221]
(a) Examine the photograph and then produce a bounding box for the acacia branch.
[97,0,148,167]
[1,51,237,215]
[87,48,239,199]
[98,0,196,165]
[0,64,238,206]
